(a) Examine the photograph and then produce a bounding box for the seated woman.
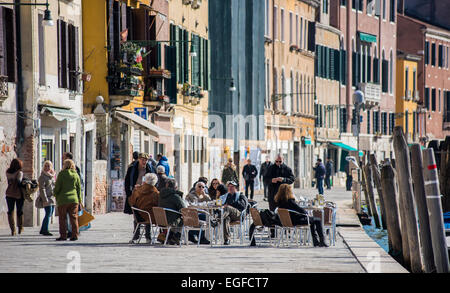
[274,184,328,247]
[185,181,211,204]
[128,173,159,244]
[208,178,221,200]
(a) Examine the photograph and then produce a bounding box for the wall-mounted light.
[43,7,54,26]
[189,43,197,57]
[229,80,236,92]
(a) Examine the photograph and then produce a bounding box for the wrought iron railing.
[0,75,8,98]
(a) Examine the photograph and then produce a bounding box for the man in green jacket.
[54,160,82,241]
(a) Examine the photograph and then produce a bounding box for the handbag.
[35,196,44,209]
[78,203,95,228]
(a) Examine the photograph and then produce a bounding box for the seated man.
[128,173,159,243]
[158,179,210,245]
[219,181,248,245]
[156,166,169,192]
[186,181,211,204]
[189,177,209,195]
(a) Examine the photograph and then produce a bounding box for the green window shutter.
[199,37,204,88]
[367,111,371,134]
[318,46,322,77]
[166,46,177,104]
[330,48,335,80]
[184,30,189,83]
[352,51,356,87]
[157,43,161,68]
[368,55,372,82]
[175,26,180,84]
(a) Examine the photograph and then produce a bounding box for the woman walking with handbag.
[5,159,24,236]
[37,161,56,236]
[54,159,82,241]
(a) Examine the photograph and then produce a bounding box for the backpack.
[20,178,39,202]
[259,209,281,227]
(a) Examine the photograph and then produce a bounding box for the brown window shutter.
[63,21,69,89]
[74,26,80,92]
[4,7,17,82]
[68,23,74,91]
[57,20,62,88]
[0,7,5,77]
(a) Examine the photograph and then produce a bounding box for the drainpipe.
[15,0,25,150]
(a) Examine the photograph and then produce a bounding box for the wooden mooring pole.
[369,155,388,230]
[364,164,381,229]
[380,163,404,265]
[422,149,450,273]
[393,126,423,273]
[361,168,373,217]
[410,144,436,273]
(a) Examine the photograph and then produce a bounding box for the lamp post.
[353,90,365,162]
[2,0,54,26]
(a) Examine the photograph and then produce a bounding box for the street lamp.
[229,79,236,92]
[1,0,53,26]
[43,7,54,27]
[353,90,365,160]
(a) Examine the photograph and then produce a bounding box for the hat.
[227,181,238,187]
[138,153,149,159]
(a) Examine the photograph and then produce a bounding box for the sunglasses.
[275,160,282,163]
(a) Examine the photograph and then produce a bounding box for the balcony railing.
[0,75,8,106]
[359,82,381,106]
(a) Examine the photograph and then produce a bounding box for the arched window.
[300,75,303,113]
[389,50,393,94]
[273,68,278,110]
[296,72,299,113]
[289,70,294,114]
[266,60,270,108]
[281,68,286,111]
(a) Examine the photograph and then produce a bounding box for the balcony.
[359,82,381,107]
[0,75,8,106]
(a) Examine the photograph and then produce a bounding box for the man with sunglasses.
[263,154,295,212]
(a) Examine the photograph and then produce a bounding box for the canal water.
[361,205,389,253]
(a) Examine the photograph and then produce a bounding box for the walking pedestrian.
[37,161,56,236]
[54,159,82,241]
[263,154,295,212]
[124,153,155,215]
[242,159,258,200]
[313,159,326,195]
[325,158,334,190]
[221,158,239,187]
[260,156,272,201]
[156,153,170,176]
[62,152,83,238]
[128,173,159,244]
[5,159,24,236]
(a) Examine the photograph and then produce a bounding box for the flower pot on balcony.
[149,69,171,79]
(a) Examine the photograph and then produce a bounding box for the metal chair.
[180,208,212,247]
[276,208,312,247]
[229,203,250,244]
[130,207,155,244]
[249,208,276,246]
[323,206,337,246]
[152,207,183,246]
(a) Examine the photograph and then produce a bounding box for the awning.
[40,106,78,121]
[330,142,364,157]
[359,32,377,43]
[114,110,173,138]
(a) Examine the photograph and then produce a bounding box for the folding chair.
[130,207,155,244]
[152,207,183,246]
[276,208,311,247]
[323,206,337,246]
[249,208,276,246]
[181,208,211,247]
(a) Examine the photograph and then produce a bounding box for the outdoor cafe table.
[188,204,225,245]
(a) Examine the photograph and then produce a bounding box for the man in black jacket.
[124,153,156,215]
[260,156,272,201]
[221,181,248,245]
[242,159,258,200]
[263,154,295,211]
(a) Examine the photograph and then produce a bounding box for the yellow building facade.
[396,53,421,142]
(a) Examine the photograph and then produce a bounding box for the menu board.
[111,179,125,212]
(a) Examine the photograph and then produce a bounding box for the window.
[323,0,328,14]
[0,7,17,82]
[439,89,441,112]
[431,43,436,66]
[358,0,363,11]
[425,41,429,65]
[382,112,388,135]
[431,88,436,111]
[295,15,298,46]
[289,12,293,45]
[425,87,430,110]
[382,56,388,93]
[299,17,303,48]
[341,0,347,6]
[274,6,278,40]
[281,8,285,42]
[273,68,278,110]
[281,69,286,110]
[266,61,270,108]
[413,68,416,96]
[438,44,443,67]
[383,0,386,19]
[38,14,46,86]
[57,20,80,91]
[340,107,347,133]
[265,0,270,36]
[390,0,395,22]
[389,113,395,135]
[389,50,393,94]
[304,20,308,50]
[367,111,371,134]
[404,67,408,97]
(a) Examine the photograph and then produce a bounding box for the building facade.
[264,0,318,188]
[209,0,266,188]
[397,11,450,142]
[314,0,345,186]
[168,0,211,193]
[395,52,421,142]
[330,0,397,163]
